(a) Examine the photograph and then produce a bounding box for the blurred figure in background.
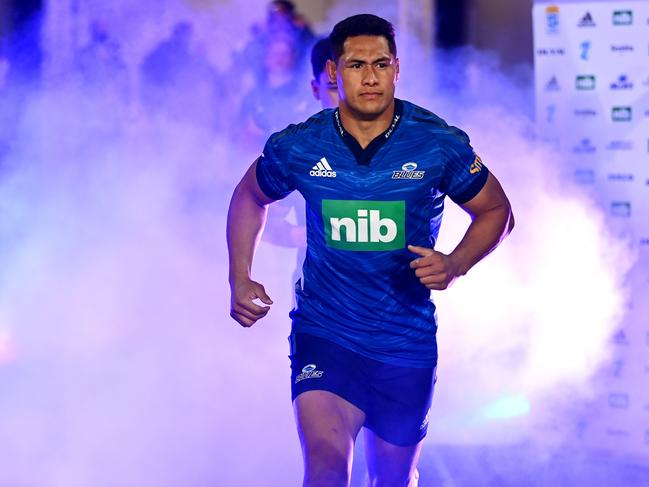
[75,20,129,102]
[262,38,337,296]
[140,21,220,129]
[237,33,314,146]
[233,0,315,86]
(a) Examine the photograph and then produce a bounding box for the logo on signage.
[613,329,629,345]
[611,202,631,217]
[537,48,565,56]
[611,45,633,53]
[580,41,591,60]
[578,12,596,27]
[606,141,633,151]
[573,138,596,154]
[545,76,560,91]
[546,5,560,33]
[612,107,632,122]
[574,169,595,185]
[574,108,596,117]
[576,75,596,90]
[607,174,634,182]
[322,200,405,251]
[613,10,633,26]
[610,75,633,90]
[608,393,630,409]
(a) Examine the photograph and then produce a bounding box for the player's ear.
[394,58,400,82]
[310,79,320,100]
[326,59,337,83]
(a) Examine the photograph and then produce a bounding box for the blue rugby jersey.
[256,99,489,367]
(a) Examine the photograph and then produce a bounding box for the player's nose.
[362,65,379,85]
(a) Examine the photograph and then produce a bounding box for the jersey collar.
[333,98,404,166]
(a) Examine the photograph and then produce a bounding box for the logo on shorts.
[420,408,431,431]
[295,363,324,383]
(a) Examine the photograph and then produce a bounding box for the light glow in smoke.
[482,395,531,420]
[0,1,637,486]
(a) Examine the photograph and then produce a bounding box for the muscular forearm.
[449,204,514,276]
[226,183,269,283]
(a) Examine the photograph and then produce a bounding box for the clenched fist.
[408,245,461,290]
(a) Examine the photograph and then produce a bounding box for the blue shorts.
[289,332,437,447]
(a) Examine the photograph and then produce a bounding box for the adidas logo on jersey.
[310,157,337,178]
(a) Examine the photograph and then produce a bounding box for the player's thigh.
[364,428,423,486]
[294,389,366,461]
[289,333,369,477]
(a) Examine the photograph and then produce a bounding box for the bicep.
[459,173,512,219]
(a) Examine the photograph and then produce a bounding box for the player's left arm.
[410,173,514,290]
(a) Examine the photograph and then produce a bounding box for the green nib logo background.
[322,200,405,251]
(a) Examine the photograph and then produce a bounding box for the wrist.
[228,270,250,285]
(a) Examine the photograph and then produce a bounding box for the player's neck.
[339,99,395,149]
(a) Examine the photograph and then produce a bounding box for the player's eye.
[350,63,362,69]
[376,62,388,69]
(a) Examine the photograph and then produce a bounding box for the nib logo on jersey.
[613,10,633,26]
[612,107,632,122]
[576,75,596,90]
[322,199,405,251]
[610,74,633,90]
[310,157,337,178]
[578,12,596,27]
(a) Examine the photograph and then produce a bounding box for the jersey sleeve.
[255,131,297,200]
[439,126,489,205]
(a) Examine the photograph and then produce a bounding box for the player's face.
[328,35,399,119]
[311,70,338,109]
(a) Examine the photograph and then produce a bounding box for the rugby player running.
[227,14,514,487]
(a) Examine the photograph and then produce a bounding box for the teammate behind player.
[310,37,338,109]
[227,14,514,487]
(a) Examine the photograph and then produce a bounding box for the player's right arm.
[227,158,275,327]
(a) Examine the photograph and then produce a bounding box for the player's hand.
[408,245,460,290]
[229,278,273,327]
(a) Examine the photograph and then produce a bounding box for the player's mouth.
[360,92,382,99]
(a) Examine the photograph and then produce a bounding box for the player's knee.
[303,441,350,487]
[367,467,419,487]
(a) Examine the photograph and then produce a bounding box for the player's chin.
[353,100,388,117]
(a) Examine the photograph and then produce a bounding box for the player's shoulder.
[400,99,471,146]
[267,109,333,149]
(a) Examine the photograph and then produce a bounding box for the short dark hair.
[328,14,397,62]
[270,1,295,15]
[310,38,333,79]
